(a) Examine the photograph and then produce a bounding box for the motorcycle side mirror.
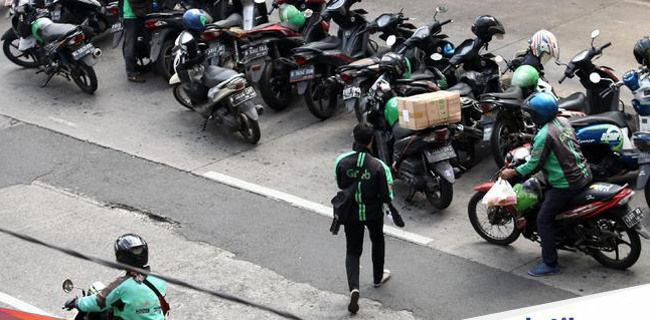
[303,9,313,18]
[435,4,448,13]
[589,72,602,84]
[430,53,443,61]
[590,29,600,47]
[62,279,74,293]
[493,55,504,63]
[386,35,396,47]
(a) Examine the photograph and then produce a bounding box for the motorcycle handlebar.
[558,74,567,84]
[600,42,612,51]
[440,19,452,26]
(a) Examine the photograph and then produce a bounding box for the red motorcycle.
[467,145,650,270]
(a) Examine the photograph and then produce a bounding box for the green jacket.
[77,273,166,320]
[123,0,136,19]
[516,117,592,189]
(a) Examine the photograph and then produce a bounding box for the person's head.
[115,234,149,269]
[529,30,559,65]
[353,123,373,148]
[523,92,558,126]
[634,37,650,69]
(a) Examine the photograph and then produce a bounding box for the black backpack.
[330,153,365,234]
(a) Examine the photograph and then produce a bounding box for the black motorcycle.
[46,0,118,35]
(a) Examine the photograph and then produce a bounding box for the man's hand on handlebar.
[500,168,518,180]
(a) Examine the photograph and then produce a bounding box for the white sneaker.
[348,289,360,313]
[374,269,391,287]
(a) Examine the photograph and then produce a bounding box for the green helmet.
[31,18,53,44]
[280,4,306,29]
[511,65,539,88]
[513,178,542,212]
[385,97,399,126]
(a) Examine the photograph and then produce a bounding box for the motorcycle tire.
[490,118,514,168]
[71,62,98,94]
[155,39,175,81]
[173,84,194,110]
[2,32,40,68]
[305,66,337,120]
[591,212,641,270]
[468,192,520,245]
[238,113,261,144]
[258,62,292,111]
[425,172,453,210]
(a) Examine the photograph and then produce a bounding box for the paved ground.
[1,0,650,318]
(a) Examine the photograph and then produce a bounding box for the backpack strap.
[143,278,170,316]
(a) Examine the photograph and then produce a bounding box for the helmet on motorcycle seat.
[522,92,558,126]
[471,15,505,42]
[279,4,306,29]
[115,234,149,268]
[380,52,411,78]
[511,65,539,89]
[633,37,650,68]
[530,29,559,64]
[183,9,212,32]
[384,97,399,126]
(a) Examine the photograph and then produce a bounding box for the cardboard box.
[397,91,461,130]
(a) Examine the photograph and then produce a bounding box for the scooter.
[468,145,650,270]
[62,279,111,320]
[170,30,263,144]
[45,0,118,36]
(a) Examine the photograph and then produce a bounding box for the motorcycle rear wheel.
[238,113,261,144]
[468,191,520,245]
[71,62,98,94]
[2,31,40,68]
[591,213,641,270]
[305,67,337,120]
[259,62,292,111]
[425,172,453,210]
[155,39,175,81]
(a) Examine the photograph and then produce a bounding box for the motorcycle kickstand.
[41,72,55,87]
[201,116,211,131]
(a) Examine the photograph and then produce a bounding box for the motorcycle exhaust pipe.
[92,48,102,58]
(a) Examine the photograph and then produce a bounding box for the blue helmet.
[183,9,212,32]
[442,43,455,58]
[523,92,558,126]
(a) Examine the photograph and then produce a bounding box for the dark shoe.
[127,75,146,83]
[528,262,562,277]
[373,269,391,287]
[348,289,359,314]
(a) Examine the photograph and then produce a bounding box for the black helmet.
[379,52,409,77]
[634,37,650,68]
[115,234,148,268]
[471,15,505,42]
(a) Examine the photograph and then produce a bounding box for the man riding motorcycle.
[500,92,592,276]
[64,234,169,319]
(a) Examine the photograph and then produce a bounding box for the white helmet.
[530,30,559,65]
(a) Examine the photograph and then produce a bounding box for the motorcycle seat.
[482,86,523,101]
[568,182,623,208]
[40,23,77,43]
[447,82,473,97]
[209,13,242,29]
[146,11,185,19]
[569,110,627,128]
[392,125,417,141]
[293,36,341,53]
[202,65,240,88]
[395,72,437,84]
[558,92,587,112]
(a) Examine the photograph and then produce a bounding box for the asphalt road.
[1,0,650,318]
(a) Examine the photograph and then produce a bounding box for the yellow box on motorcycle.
[396,91,461,130]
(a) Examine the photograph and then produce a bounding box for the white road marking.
[202,171,434,246]
[0,291,54,317]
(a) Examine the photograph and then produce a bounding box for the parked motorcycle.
[468,145,650,269]
[291,0,414,119]
[2,0,43,68]
[62,279,110,320]
[46,0,118,35]
[170,30,263,143]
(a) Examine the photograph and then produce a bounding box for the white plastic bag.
[482,178,517,207]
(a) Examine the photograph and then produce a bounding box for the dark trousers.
[122,18,145,77]
[344,218,384,291]
[537,188,582,266]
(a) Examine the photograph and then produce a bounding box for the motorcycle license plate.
[243,44,268,62]
[51,8,62,21]
[206,43,224,59]
[343,85,361,100]
[111,22,123,33]
[72,43,94,60]
[622,207,645,228]
[425,145,456,163]
[639,152,650,165]
[289,66,315,83]
[229,86,257,107]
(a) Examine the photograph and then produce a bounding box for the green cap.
[385,97,399,126]
[511,65,540,88]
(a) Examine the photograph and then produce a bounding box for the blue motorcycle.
[569,66,650,207]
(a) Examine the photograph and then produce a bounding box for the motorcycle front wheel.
[591,212,641,270]
[2,31,40,68]
[71,62,98,94]
[425,171,453,210]
[305,66,337,120]
[259,62,292,111]
[238,113,261,144]
[468,192,520,245]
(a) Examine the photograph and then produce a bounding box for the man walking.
[334,123,402,314]
[119,0,153,82]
